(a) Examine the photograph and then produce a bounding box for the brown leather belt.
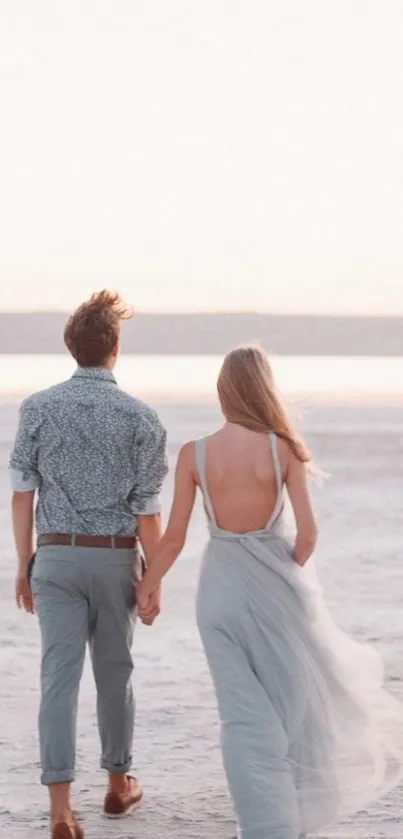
[37,533,138,550]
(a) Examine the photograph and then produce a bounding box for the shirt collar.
[72,366,117,385]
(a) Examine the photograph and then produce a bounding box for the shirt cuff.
[9,468,40,492]
[135,494,162,515]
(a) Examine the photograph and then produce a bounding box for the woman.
[138,344,403,839]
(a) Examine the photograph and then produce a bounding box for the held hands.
[137,582,161,626]
[15,571,34,614]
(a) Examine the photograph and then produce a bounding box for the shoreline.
[1,391,403,406]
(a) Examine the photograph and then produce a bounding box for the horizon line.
[1,310,403,319]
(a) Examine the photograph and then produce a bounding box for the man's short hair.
[64,290,132,367]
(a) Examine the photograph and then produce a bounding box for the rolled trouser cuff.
[101,758,132,774]
[41,768,75,786]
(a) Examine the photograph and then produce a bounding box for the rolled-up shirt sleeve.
[131,413,168,515]
[9,398,41,492]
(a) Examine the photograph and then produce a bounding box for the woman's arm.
[137,442,197,611]
[284,446,318,566]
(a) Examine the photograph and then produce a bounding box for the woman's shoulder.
[273,434,294,478]
[182,431,220,451]
[177,432,220,474]
[177,439,196,458]
[177,438,203,465]
[275,434,289,454]
[178,434,216,458]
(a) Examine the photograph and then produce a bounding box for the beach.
[1,398,403,838]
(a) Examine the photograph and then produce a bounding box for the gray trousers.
[31,545,136,786]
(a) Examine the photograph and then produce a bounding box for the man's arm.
[136,516,163,625]
[12,491,35,612]
[12,491,35,573]
[9,399,40,613]
[137,513,163,566]
[132,411,168,623]
[131,412,168,519]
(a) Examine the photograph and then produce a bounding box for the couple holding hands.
[11,291,403,839]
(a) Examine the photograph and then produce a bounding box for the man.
[9,290,168,839]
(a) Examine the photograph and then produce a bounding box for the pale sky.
[0,1,402,314]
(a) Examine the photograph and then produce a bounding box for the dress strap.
[270,432,282,492]
[194,437,217,527]
[266,432,283,529]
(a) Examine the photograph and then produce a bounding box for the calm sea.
[0,354,402,402]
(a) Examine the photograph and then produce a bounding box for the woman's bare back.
[198,424,286,533]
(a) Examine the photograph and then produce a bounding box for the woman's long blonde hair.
[217,344,310,464]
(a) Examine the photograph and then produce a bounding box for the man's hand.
[15,572,34,614]
[137,585,161,626]
[137,514,163,626]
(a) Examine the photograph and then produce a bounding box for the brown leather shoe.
[52,816,84,839]
[104,775,143,819]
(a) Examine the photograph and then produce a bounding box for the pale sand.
[0,401,402,838]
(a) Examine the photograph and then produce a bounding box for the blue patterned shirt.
[9,367,168,536]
